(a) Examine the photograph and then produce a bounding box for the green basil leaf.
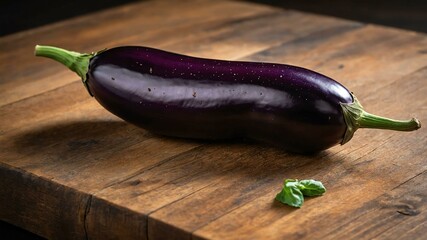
[275,180,304,208]
[284,179,299,187]
[298,179,326,196]
[276,179,326,208]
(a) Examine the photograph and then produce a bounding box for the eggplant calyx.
[340,93,421,145]
[34,45,100,96]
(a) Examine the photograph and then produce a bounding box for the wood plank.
[158,10,363,59]
[322,170,427,239]
[0,163,89,239]
[86,197,147,240]
[1,116,200,193]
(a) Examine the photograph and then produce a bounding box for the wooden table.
[1,0,426,239]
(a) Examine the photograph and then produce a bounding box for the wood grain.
[0,0,426,239]
[0,163,89,239]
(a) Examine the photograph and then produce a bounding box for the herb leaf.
[275,179,326,208]
[275,179,304,208]
[298,179,326,196]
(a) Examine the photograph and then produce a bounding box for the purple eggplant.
[34,45,420,153]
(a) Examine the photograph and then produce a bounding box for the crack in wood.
[83,195,93,240]
[392,169,427,191]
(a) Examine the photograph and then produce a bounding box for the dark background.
[250,0,427,33]
[2,0,427,36]
[1,0,427,238]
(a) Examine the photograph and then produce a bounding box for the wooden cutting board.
[1,0,426,239]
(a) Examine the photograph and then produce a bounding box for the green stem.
[34,45,95,96]
[340,94,421,144]
[358,112,420,130]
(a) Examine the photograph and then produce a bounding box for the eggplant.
[34,45,420,153]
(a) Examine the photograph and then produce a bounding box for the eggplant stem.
[34,45,96,96]
[340,94,421,144]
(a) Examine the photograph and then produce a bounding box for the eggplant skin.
[87,46,353,153]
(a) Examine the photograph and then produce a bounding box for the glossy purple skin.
[87,46,353,153]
